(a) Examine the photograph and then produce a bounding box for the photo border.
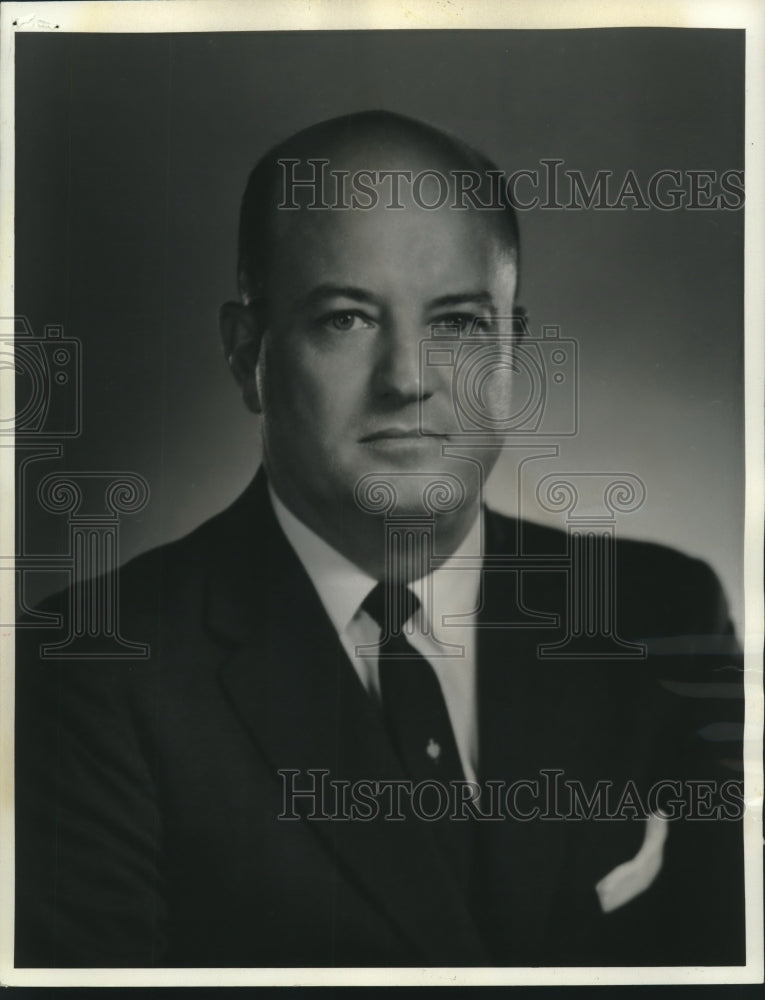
[1,0,762,988]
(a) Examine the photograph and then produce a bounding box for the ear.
[220,301,264,414]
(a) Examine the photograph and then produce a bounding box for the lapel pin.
[426,739,441,761]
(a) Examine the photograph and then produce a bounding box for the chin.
[350,467,476,522]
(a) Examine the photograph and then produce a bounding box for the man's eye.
[319,311,375,333]
[433,314,486,334]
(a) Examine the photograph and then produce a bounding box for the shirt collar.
[268,483,483,636]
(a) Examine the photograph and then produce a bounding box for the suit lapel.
[209,473,489,964]
[475,510,580,962]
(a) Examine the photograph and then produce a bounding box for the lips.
[360,428,447,442]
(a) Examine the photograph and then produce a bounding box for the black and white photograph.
[1,0,762,988]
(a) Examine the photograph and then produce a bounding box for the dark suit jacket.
[15,471,745,968]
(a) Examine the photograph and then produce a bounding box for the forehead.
[264,132,515,300]
[272,201,515,301]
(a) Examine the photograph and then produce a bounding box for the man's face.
[254,184,517,534]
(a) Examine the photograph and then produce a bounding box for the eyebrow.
[426,291,496,310]
[295,285,498,312]
[297,284,382,308]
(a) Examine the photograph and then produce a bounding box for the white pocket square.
[595,812,669,913]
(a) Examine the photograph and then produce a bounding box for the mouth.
[359,428,448,443]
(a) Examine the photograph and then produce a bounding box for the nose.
[371,320,431,404]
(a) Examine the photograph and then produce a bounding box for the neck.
[267,478,481,583]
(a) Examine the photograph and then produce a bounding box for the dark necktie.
[362,581,471,887]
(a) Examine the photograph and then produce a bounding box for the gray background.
[15,29,744,630]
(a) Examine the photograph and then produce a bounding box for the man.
[15,111,744,968]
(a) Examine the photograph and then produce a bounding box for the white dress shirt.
[269,486,482,783]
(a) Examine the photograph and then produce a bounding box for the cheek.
[454,348,515,425]
[485,369,515,413]
[260,340,361,435]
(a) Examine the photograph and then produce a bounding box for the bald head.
[236,110,519,307]
[222,110,521,574]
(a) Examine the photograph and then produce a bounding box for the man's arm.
[15,617,168,968]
